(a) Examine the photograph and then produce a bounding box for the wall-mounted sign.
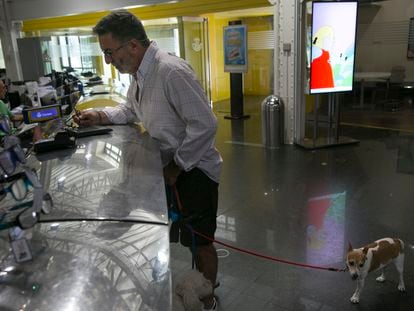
[223,25,247,73]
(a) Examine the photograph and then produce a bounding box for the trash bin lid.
[262,95,282,109]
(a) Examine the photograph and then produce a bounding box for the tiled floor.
[170,97,414,311]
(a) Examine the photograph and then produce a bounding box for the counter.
[0,125,171,310]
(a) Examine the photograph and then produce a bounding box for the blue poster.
[224,25,247,73]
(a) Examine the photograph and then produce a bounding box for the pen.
[75,109,81,119]
[65,109,81,123]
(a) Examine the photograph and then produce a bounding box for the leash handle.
[169,185,196,269]
[172,185,184,212]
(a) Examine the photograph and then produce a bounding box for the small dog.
[172,270,213,311]
[346,237,405,303]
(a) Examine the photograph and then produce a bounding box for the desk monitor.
[40,90,58,106]
[309,1,358,94]
[22,104,62,124]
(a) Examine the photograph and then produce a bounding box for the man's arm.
[163,160,182,186]
[74,85,138,126]
[165,66,218,172]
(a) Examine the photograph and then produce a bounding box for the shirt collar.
[135,41,158,80]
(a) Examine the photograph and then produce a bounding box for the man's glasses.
[102,41,129,59]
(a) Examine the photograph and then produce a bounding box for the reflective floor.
[170,97,414,311]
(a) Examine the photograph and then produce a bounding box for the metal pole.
[313,95,319,146]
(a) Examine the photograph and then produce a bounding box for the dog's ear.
[362,247,369,255]
[348,241,353,252]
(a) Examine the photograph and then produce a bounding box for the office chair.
[371,66,405,111]
[7,91,21,109]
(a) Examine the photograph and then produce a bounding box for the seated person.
[0,79,22,135]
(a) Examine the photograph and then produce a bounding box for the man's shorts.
[171,168,218,247]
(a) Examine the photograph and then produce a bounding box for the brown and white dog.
[346,237,405,303]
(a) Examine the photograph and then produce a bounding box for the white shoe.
[202,297,217,311]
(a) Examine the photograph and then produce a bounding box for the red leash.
[171,185,347,273]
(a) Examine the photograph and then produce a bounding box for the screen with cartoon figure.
[310,1,358,94]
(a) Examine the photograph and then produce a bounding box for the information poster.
[223,25,247,73]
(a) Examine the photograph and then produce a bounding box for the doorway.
[178,16,211,102]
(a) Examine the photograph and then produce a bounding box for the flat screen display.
[310,1,358,94]
[23,105,62,124]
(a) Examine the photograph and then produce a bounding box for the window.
[0,40,5,69]
[57,35,99,73]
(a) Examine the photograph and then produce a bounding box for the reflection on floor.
[170,96,414,311]
[341,108,414,133]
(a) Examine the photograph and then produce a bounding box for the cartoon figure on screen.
[332,46,355,87]
[310,26,335,89]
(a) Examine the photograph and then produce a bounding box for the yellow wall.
[205,14,273,102]
[243,16,273,96]
[180,19,204,86]
[206,15,230,102]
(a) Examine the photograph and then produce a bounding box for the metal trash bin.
[261,95,284,149]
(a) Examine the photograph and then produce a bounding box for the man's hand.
[163,160,181,186]
[73,110,102,127]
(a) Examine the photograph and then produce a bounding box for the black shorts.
[169,168,218,247]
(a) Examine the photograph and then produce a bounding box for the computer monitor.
[309,1,358,94]
[40,90,58,106]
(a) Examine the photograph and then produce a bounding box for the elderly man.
[75,10,222,310]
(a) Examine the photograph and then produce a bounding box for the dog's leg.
[394,254,405,292]
[376,268,386,283]
[350,278,365,304]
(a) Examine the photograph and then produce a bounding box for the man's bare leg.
[193,243,218,309]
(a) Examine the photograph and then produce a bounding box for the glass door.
[178,16,211,103]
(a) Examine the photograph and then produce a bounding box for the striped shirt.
[103,42,222,183]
